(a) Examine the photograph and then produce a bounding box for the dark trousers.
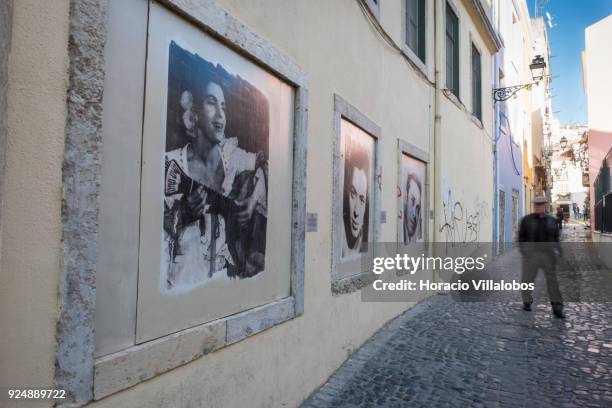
[521,252,563,308]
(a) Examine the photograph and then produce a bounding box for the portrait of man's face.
[200,81,226,144]
[401,155,426,244]
[340,119,374,258]
[349,167,368,239]
[404,176,421,238]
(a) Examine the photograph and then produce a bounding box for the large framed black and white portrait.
[397,140,429,245]
[162,40,270,290]
[136,3,301,342]
[331,95,381,293]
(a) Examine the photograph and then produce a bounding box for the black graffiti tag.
[439,191,484,246]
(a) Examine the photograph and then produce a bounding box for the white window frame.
[365,0,381,21]
[445,0,461,99]
[470,37,483,123]
[401,0,433,78]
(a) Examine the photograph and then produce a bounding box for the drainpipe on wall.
[491,1,501,256]
[433,0,441,246]
[432,0,447,286]
[492,80,500,254]
[0,0,12,244]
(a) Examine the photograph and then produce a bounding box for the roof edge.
[469,0,503,51]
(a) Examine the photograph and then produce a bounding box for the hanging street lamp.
[529,55,547,81]
[493,55,548,102]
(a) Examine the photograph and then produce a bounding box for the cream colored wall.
[530,17,550,165]
[520,7,536,211]
[436,98,494,243]
[89,0,436,407]
[0,0,499,407]
[0,0,70,406]
[585,16,612,230]
[585,15,612,133]
[434,0,495,243]
[529,17,551,199]
[519,7,534,169]
[497,0,533,193]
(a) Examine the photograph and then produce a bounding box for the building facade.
[583,15,612,235]
[528,17,554,210]
[434,0,500,246]
[549,124,589,220]
[0,1,499,407]
[492,0,534,248]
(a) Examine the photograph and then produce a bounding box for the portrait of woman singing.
[161,42,269,292]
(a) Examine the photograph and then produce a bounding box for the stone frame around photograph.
[331,94,382,294]
[54,0,308,405]
[396,139,430,245]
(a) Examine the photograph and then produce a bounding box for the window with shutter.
[472,43,482,120]
[406,0,426,63]
[445,4,459,97]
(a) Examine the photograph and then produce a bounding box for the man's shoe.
[523,303,532,311]
[553,309,566,319]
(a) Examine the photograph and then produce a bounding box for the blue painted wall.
[497,111,524,244]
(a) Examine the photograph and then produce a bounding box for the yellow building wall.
[0,1,70,405]
[524,151,533,213]
[0,1,497,407]
[434,0,495,244]
[90,2,433,406]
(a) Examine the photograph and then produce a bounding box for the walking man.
[518,196,565,318]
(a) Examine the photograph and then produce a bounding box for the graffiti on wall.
[439,188,488,245]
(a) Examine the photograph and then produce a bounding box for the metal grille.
[604,194,612,233]
[595,199,603,231]
[595,193,612,233]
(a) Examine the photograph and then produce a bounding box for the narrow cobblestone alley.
[303,223,612,408]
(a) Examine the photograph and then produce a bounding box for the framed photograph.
[59,0,307,400]
[162,40,271,290]
[397,140,429,245]
[332,95,381,293]
[340,120,375,260]
[136,3,300,343]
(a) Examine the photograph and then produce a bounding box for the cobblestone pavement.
[303,224,612,407]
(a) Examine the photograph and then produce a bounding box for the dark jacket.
[519,213,560,242]
[556,209,564,222]
[518,213,561,259]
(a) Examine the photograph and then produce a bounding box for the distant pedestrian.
[556,207,564,230]
[583,205,589,221]
[518,196,565,318]
[573,204,579,220]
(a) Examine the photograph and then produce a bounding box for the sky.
[527,0,612,125]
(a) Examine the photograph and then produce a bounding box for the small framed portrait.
[332,95,381,293]
[397,140,429,245]
[341,120,375,260]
